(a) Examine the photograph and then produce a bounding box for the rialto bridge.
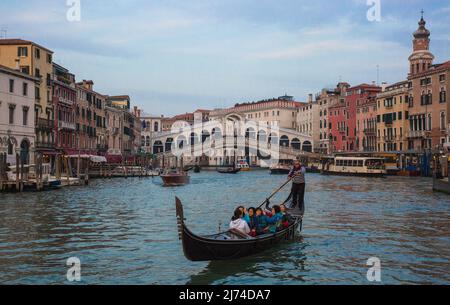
[142,113,314,167]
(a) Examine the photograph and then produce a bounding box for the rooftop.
[0,38,53,53]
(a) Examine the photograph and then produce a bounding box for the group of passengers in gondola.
[229,204,294,237]
[229,158,305,237]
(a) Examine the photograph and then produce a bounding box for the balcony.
[97,144,109,152]
[36,118,54,130]
[58,121,76,130]
[35,141,55,150]
[383,136,396,142]
[407,130,427,138]
[364,129,377,135]
[54,96,74,106]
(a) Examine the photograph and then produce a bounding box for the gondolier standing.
[288,159,306,215]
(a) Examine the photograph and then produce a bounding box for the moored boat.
[433,175,450,194]
[160,165,190,186]
[217,167,241,174]
[321,156,386,177]
[270,164,291,175]
[235,159,250,171]
[175,197,303,261]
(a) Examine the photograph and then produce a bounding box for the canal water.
[0,171,449,285]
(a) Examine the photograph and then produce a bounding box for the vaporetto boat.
[321,156,387,177]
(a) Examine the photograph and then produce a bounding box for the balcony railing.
[97,144,109,152]
[36,118,54,130]
[364,129,377,135]
[35,141,55,149]
[407,130,427,138]
[58,121,76,130]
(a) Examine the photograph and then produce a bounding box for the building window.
[35,86,40,100]
[23,106,29,126]
[9,104,16,124]
[35,48,40,59]
[440,112,446,131]
[440,88,447,103]
[35,68,40,78]
[439,74,446,82]
[20,66,30,74]
[47,53,52,64]
[18,47,28,57]
[9,79,14,93]
[23,82,28,96]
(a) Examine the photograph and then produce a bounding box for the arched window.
[440,88,447,103]
[7,138,13,155]
[154,122,159,132]
[440,112,446,131]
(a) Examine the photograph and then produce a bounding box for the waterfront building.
[76,80,104,155]
[356,95,378,152]
[140,113,164,153]
[376,81,410,152]
[406,15,449,151]
[0,65,38,165]
[209,95,303,130]
[297,94,320,152]
[131,106,142,155]
[105,105,124,163]
[314,87,342,154]
[328,83,350,153]
[108,95,130,111]
[329,83,381,152]
[0,39,55,157]
[52,63,77,155]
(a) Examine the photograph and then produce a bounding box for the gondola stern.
[175,197,185,241]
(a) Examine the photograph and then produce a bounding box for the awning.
[67,154,107,163]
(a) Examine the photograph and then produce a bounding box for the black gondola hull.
[176,197,302,261]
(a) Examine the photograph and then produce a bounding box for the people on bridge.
[288,159,306,215]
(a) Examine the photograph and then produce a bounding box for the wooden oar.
[257,176,293,209]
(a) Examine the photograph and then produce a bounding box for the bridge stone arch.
[279,135,289,147]
[291,138,301,150]
[153,140,164,154]
[302,140,312,152]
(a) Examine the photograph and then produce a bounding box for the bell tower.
[408,11,434,76]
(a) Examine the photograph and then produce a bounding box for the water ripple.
[0,172,449,284]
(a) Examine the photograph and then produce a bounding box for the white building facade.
[0,65,38,165]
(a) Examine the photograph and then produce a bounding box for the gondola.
[269,164,291,175]
[175,197,303,261]
[217,167,241,174]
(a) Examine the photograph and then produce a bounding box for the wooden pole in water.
[0,153,4,191]
[65,156,70,186]
[77,154,80,179]
[15,154,20,192]
[85,161,89,185]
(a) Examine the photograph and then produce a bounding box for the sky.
[1,0,449,116]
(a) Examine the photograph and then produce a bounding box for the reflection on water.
[0,171,449,284]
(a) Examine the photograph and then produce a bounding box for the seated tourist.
[265,205,284,233]
[245,207,256,227]
[280,204,293,228]
[255,208,269,235]
[229,208,250,235]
